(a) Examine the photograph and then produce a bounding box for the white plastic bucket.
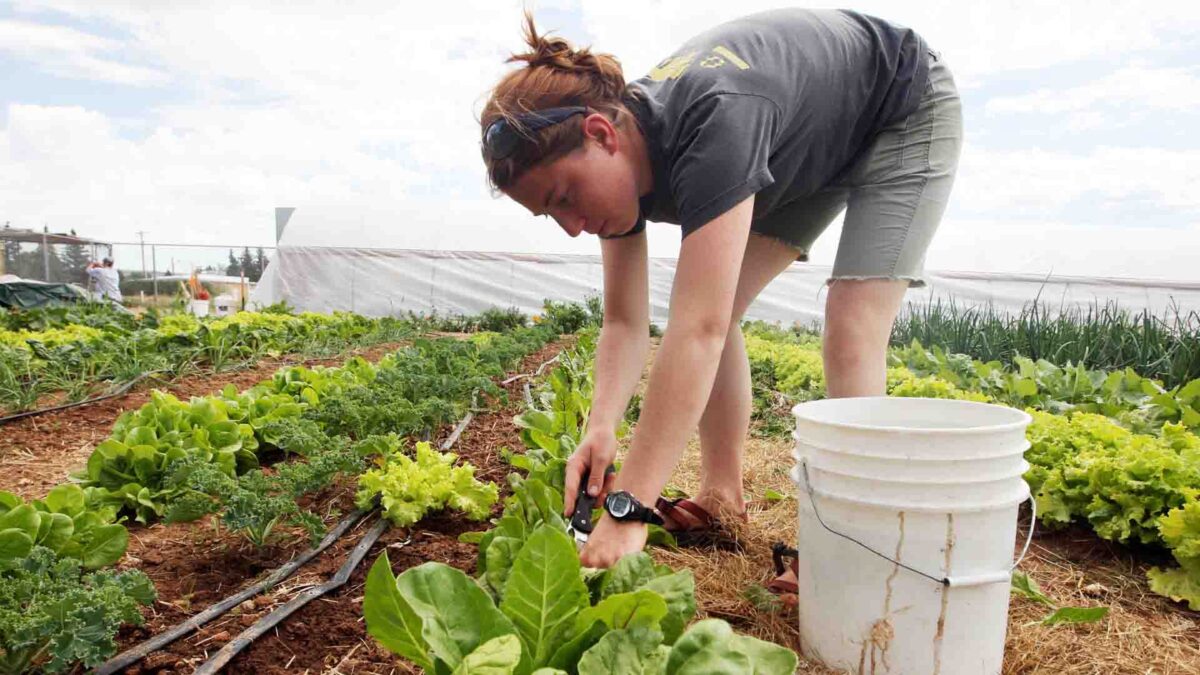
[791,397,1033,675]
[213,294,235,317]
[190,299,210,317]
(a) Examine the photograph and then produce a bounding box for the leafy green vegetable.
[453,634,525,674]
[365,527,795,675]
[1031,413,1200,545]
[1041,607,1110,625]
[365,553,524,675]
[165,436,362,547]
[761,489,787,503]
[355,441,498,528]
[0,487,127,569]
[1146,566,1200,610]
[576,626,668,675]
[1011,571,1109,626]
[1010,571,1054,607]
[0,547,154,674]
[499,527,589,666]
[1147,501,1200,609]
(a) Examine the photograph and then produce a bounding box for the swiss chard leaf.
[394,560,524,674]
[452,634,524,675]
[1041,606,1110,625]
[576,627,667,675]
[573,590,667,635]
[364,553,438,674]
[499,526,589,668]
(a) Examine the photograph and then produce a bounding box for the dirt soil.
[97,336,572,674]
[0,341,407,501]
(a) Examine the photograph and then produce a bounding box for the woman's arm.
[589,229,651,434]
[579,195,754,567]
[562,227,651,513]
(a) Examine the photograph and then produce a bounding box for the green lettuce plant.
[0,486,127,570]
[364,525,796,675]
[355,440,498,528]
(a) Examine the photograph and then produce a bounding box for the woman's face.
[504,115,641,239]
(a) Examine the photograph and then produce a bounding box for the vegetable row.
[362,328,800,674]
[2,311,567,673]
[0,308,417,415]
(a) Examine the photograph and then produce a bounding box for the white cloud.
[1,0,1198,281]
[986,66,1200,115]
[0,19,168,85]
[921,220,1200,281]
[954,145,1200,216]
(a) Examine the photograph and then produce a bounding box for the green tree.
[60,242,92,284]
[238,247,255,281]
[253,247,268,281]
[225,249,240,277]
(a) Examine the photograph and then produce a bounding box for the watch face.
[608,492,633,518]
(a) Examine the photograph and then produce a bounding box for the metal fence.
[1,233,275,304]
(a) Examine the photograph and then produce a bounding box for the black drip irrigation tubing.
[188,407,478,672]
[91,342,563,673]
[94,407,477,674]
[192,517,393,674]
[93,509,370,675]
[0,370,168,426]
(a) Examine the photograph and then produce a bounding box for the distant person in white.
[87,258,123,303]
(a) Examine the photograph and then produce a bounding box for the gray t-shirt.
[611,8,929,239]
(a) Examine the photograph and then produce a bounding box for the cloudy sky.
[1,0,1198,280]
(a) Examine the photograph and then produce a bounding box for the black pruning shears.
[567,465,615,551]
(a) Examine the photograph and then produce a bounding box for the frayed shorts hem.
[826,274,926,289]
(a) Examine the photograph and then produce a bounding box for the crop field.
[0,300,1197,674]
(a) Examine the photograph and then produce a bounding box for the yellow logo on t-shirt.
[648,51,698,81]
[647,45,750,81]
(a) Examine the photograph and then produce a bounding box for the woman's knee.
[824,279,907,336]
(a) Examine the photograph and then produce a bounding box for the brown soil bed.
[0,341,409,501]
[104,336,572,674]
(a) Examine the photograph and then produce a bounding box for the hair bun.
[508,12,626,101]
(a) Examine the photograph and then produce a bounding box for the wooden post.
[42,230,51,281]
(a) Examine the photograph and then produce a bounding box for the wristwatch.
[604,491,664,525]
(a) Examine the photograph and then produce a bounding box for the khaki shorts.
[753,52,963,287]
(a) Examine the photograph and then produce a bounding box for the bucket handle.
[798,459,1036,588]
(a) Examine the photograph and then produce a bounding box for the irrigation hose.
[93,509,371,675]
[191,517,393,675]
[0,369,169,426]
[94,405,479,673]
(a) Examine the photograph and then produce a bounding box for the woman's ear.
[581,113,619,154]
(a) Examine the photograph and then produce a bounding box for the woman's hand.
[579,513,648,568]
[563,426,619,517]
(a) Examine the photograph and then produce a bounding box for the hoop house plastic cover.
[252,207,1200,325]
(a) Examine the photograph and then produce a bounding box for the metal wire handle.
[798,458,1036,587]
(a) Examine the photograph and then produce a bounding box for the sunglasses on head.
[483,106,589,160]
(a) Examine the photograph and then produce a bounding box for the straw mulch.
[627,433,1200,674]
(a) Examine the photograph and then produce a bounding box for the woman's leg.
[822,279,908,397]
[693,234,799,516]
[821,57,962,397]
